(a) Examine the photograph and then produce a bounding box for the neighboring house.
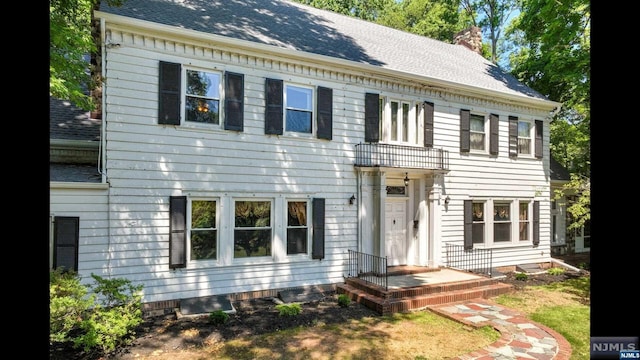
[49,0,561,315]
[549,157,590,255]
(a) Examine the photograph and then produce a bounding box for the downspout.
[357,170,362,253]
[99,16,113,276]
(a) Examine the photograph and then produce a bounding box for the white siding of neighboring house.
[91,22,554,304]
[49,184,110,285]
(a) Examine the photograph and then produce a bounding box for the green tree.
[460,0,517,64]
[293,0,392,21]
[50,0,124,111]
[377,0,471,43]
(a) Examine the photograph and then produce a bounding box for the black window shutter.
[317,86,333,140]
[460,109,470,153]
[423,101,434,147]
[508,116,518,157]
[265,78,283,135]
[533,201,540,246]
[169,196,187,269]
[489,113,499,155]
[53,216,79,272]
[312,198,325,260]
[535,120,543,159]
[158,61,181,125]
[224,72,244,131]
[364,92,379,143]
[463,200,473,250]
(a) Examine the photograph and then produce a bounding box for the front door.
[385,201,407,266]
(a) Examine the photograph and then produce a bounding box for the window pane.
[518,138,530,154]
[186,70,220,98]
[494,223,510,242]
[519,203,529,241]
[286,109,312,133]
[287,228,308,254]
[234,201,271,258]
[192,201,216,228]
[472,223,484,244]
[518,121,531,137]
[470,133,485,150]
[494,204,510,221]
[414,104,420,144]
[472,203,484,221]
[286,86,312,110]
[402,103,409,142]
[288,202,307,226]
[191,230,217,260]
[391,101,398,141]
[186,97,219,124]
[234,229,271,258]
[470,116,484,131]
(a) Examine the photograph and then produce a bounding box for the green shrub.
[337,294,351,307]
[514,272,528,281]
[276,303,302,316]
[547,267,565,275]
[49,269,144,356]
[209,310,230,324]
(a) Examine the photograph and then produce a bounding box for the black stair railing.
[445,244,493,277]
[346,249,388,290]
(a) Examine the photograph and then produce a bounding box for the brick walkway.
[429,299,572,359]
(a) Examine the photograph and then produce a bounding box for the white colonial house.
[50,0,561,315]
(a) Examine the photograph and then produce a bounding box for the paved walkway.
[429,299,572,360]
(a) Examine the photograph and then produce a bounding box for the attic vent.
[453,26,482,55]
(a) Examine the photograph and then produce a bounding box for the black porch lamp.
[404,173,410,186]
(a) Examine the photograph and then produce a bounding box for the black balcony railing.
[346,249,388,290]
[445,243,493,277]
[354,143,449,170]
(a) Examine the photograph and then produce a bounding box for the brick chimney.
[453,26,482,55]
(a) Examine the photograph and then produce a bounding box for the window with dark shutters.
[312,198,325,260]
[535,120,543,159]
[169,196,187,269]
[508,116,518,157]
[158,61,181,125]
[460,109,470,152]
[489,113,499,155]
[53,216,79,272]
[463,200,473,250]
[224,72,244,131]
[316,86,333,140]
[265,78,284,135]
[364,93,380,143]
[423,101,434,147]
[533,201,540,246]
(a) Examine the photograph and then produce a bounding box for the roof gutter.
[95,11,560,112]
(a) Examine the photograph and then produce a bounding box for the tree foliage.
[294,0,392,21]
[50,0,125,111]
[460,0,517,64]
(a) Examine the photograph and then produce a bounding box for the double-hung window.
[285,84,313,134]
[519,201,530,241]
[287,200,309,255]
[234,200,272,259]
[185,69,221,125]
[493,202,511,243]
[472,202,485,244]
[518,120,533,155]
[189,200,218,261]
[378,96,422,146]
[470,114,486,151]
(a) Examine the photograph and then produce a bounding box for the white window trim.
[284,198,312,260]
[469,112,489,154]
[181,66,224,130]
[284,83,315,137]
[379,95,422,146]
[187,197,220,267]
[231,197,275,265]
[473,199,534,248]
[517,119,535,157]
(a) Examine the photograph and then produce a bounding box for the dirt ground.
[50,253,590,360]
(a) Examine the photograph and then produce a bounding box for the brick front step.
[337,278,514,315]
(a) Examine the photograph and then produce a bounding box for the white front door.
[385,201,407,266]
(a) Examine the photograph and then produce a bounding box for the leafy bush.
[209,310,230,324]
[50,269,144,356]
[276,303,302,316]
[547,267,565,275]
[514,272,528,281]
[337,294,351,307]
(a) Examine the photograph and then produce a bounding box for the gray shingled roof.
[50,97,100,141]
[550,157,571,182]
[98,0,549,102]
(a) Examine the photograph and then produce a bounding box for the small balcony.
[354,143,449,171]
